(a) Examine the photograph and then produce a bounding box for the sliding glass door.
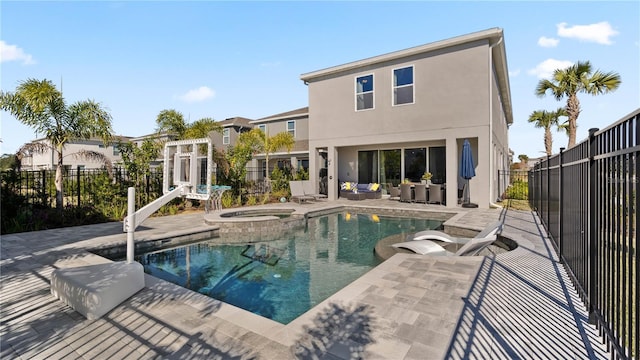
[381,149,401,187]
[428,146,446,184]
[404,148,426,182]
[358,151,378,184]
[357,146,443,187]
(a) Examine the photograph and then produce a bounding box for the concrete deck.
[1,198,609,359]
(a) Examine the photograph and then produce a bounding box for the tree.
[527,107,567,156]
[535,61,621,147]
[0,78,114,211]
[155,109,187,138]
[238,128,295,182]
[183,117,222,139]
[518,154,529,163]
[0,154,19,171]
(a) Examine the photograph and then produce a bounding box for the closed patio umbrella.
[460,139,477,208]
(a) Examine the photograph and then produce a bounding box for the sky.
[1,1,639,160]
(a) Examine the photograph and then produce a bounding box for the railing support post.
[559,148,564,258]
[587,128,599,324]
[546,154,550,232]
[77,165,81,206]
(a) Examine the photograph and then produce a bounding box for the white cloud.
[537,36,559,48]
[509,69,521,77]
[557,21,619,45]
[528,59,574,79]
[0,41,36,65]
[178,86,215,103]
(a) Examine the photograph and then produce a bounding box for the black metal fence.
[1,166,163,209]
[529,109,639,360]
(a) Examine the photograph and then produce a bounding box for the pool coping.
[86,203,524,349]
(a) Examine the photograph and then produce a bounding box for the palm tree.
[535,61,621,147]
[0,78,114,211]
[237,128,295,182]
[527,107,567,156]
[183,117,222,139]
[156,109,187,138]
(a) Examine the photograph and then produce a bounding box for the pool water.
[137,211,442,324]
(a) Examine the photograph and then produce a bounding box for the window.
[287,120,295,137]
[258,124,266,134]
[113,144,120,156]
[393,66,414,105]
[356,74,374,110]
[223,128,230,145]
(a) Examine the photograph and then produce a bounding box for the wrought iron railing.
[529,108,639,359]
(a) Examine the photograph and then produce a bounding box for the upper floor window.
[258,124,267,134]
[223,128,230,145]
[356,74,374,111]
[113,144,120,156]
[287,120,295,137]
[393,66,414,105]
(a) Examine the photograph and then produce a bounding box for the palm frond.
[72,150,114,177]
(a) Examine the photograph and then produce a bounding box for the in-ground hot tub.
[205,208,305,242]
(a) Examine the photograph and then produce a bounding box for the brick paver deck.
[0,199,609,359]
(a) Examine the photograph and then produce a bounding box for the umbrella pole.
[462,178,478,208]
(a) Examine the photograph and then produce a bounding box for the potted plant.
[421,172,432,185]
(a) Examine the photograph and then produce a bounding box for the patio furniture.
[302,180,327,200]
[400,183,413,203]
[392,234,497,256]
[408,220,503,243]
[339,182,382,199]
[289,181,314,203]
[347,192,367,201]
[428,184,443,204]
[414,184,427,204]
[388,185,401,200]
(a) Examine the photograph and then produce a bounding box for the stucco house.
[19,136,131,171]
[210,117,254,152]
[300,27,513,208]
[248,107,310,177]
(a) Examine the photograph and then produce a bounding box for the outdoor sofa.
[339,182,382,199]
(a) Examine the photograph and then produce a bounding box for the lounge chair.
[407,220,503,243]
[391,234,497,256]
[289,181,314,204]
[302,180,327,200]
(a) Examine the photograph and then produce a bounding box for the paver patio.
[1,199,610,359]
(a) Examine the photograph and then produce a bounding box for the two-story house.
[300,28,513,207]
[248,107,310,177]
[19,136,131,171]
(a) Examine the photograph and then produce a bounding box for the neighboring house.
[249,107,310,177]
[210,117,254,152]
[300,28,513,208]
[19,136,131,171]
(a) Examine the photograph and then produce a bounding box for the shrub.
[505,180,528,200]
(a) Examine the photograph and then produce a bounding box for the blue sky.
[2,1,639,160]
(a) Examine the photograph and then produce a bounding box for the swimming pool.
[137,211,442,324]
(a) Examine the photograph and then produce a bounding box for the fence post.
[587,128,599,324]
[41,170,47,206]
[77,166,81,206]
[558,147,565,258]
[546,154,550,232]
